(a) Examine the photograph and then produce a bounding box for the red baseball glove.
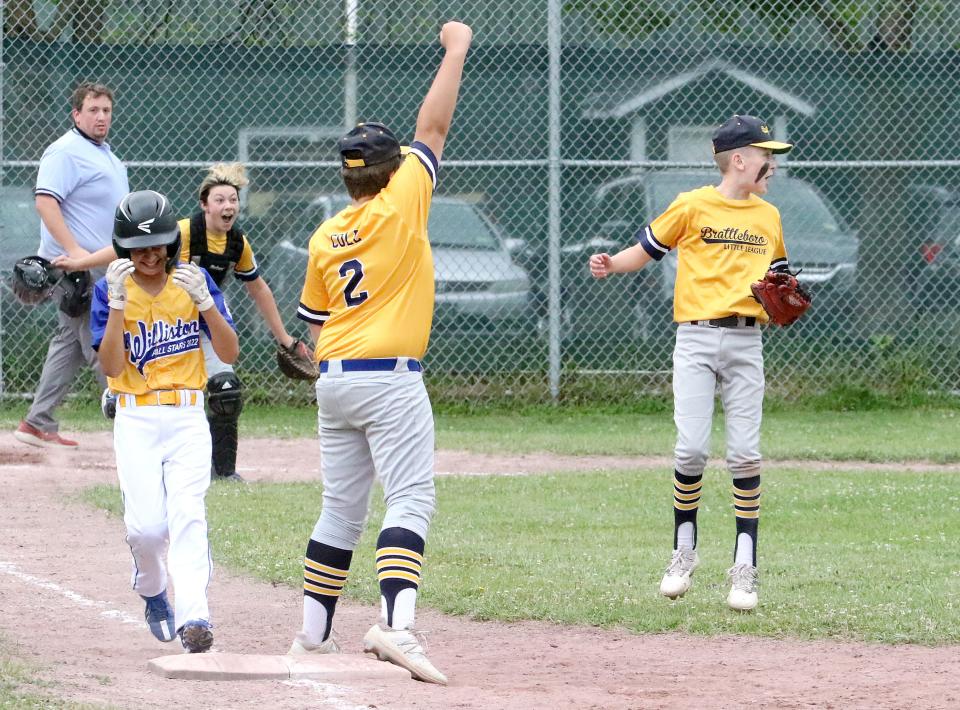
[750,270,812,326]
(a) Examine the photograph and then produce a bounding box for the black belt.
[319,358,423,373]
[689,316,757,328]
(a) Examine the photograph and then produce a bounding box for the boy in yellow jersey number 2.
[589,115,794,612]
[287,21,472,684]
[91,191,238,652]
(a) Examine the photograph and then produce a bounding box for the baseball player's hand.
[105,258,135,310]
[172,262,215,311]
[589,253,614,279]
[439,21,472,52]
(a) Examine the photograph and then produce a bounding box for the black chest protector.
[189,211,246,288]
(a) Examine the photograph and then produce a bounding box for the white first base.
[147,652,412,682]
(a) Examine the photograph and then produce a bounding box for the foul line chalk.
[0,559,144,628]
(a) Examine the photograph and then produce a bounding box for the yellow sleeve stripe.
[376,558,421,573]
[376,547,424,563]
[377,570,421,585]
[304,581,343,596]
[304,558,349,578]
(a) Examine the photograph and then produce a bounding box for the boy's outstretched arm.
[413,21,473,161]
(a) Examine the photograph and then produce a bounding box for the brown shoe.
[13,420,78,448]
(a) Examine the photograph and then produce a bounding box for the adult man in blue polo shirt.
[13,82,129,448]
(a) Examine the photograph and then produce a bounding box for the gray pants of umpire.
[24,309,106,433]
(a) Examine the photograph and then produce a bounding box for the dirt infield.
[1,431,959,709]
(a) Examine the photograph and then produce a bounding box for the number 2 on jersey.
[338,259,369,307]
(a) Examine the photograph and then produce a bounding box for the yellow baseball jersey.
[178,217,259,281]
[90,270,235,394]
[297,141,439,361]
[638,186,789,322]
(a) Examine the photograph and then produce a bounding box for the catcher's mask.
[113,190,181,271]
[11,255,64,306]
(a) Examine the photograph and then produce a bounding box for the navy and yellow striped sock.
[733,475,761,566]
[303,539,352,641]
[376,527,425,630]
[673,470,703,549]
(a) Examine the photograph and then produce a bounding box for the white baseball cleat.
[660,547,700,599]
[288,631,341,655]
[727,563,759,611]
[363,623,447,685]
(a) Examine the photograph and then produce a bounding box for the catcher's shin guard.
[207,372,243,478]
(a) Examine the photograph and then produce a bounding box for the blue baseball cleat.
[141,591,176,642]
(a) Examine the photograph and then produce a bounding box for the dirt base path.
[1,432,958,709]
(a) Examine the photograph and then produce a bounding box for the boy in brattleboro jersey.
[589,115,794,612]
[90,190,238,652]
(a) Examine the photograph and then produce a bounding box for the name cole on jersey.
[124,317,202,374]
[331,230,362,249]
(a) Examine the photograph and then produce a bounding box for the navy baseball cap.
[712,115,793,155]
[338,122,403,168]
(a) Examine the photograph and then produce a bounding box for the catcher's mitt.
[750,270,812,326]
[277,338,318,380]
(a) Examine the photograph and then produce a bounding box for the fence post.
[547,0,562,402]
[0,6,6,397]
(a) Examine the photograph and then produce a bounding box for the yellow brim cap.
[750,140,793,154]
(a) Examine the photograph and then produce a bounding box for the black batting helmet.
[11,255,63,306]
[113,190,181,271]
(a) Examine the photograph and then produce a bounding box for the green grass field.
[7,398,959,645]
[5,400,960,463]
[84,466,960,645]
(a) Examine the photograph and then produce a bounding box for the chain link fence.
[3,1,960,406]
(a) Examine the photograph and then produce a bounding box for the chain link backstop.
[3,1,960,405]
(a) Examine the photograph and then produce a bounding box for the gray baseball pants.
[25,308,106,433]
[311,364,436,550]
[672,322,764,480]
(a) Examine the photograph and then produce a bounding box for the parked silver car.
[259,195,532,332]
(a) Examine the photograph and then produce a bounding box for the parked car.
[258,194,533,333]
[2,185,42,271]
[910,184,960,311]
[522,171,859,341]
